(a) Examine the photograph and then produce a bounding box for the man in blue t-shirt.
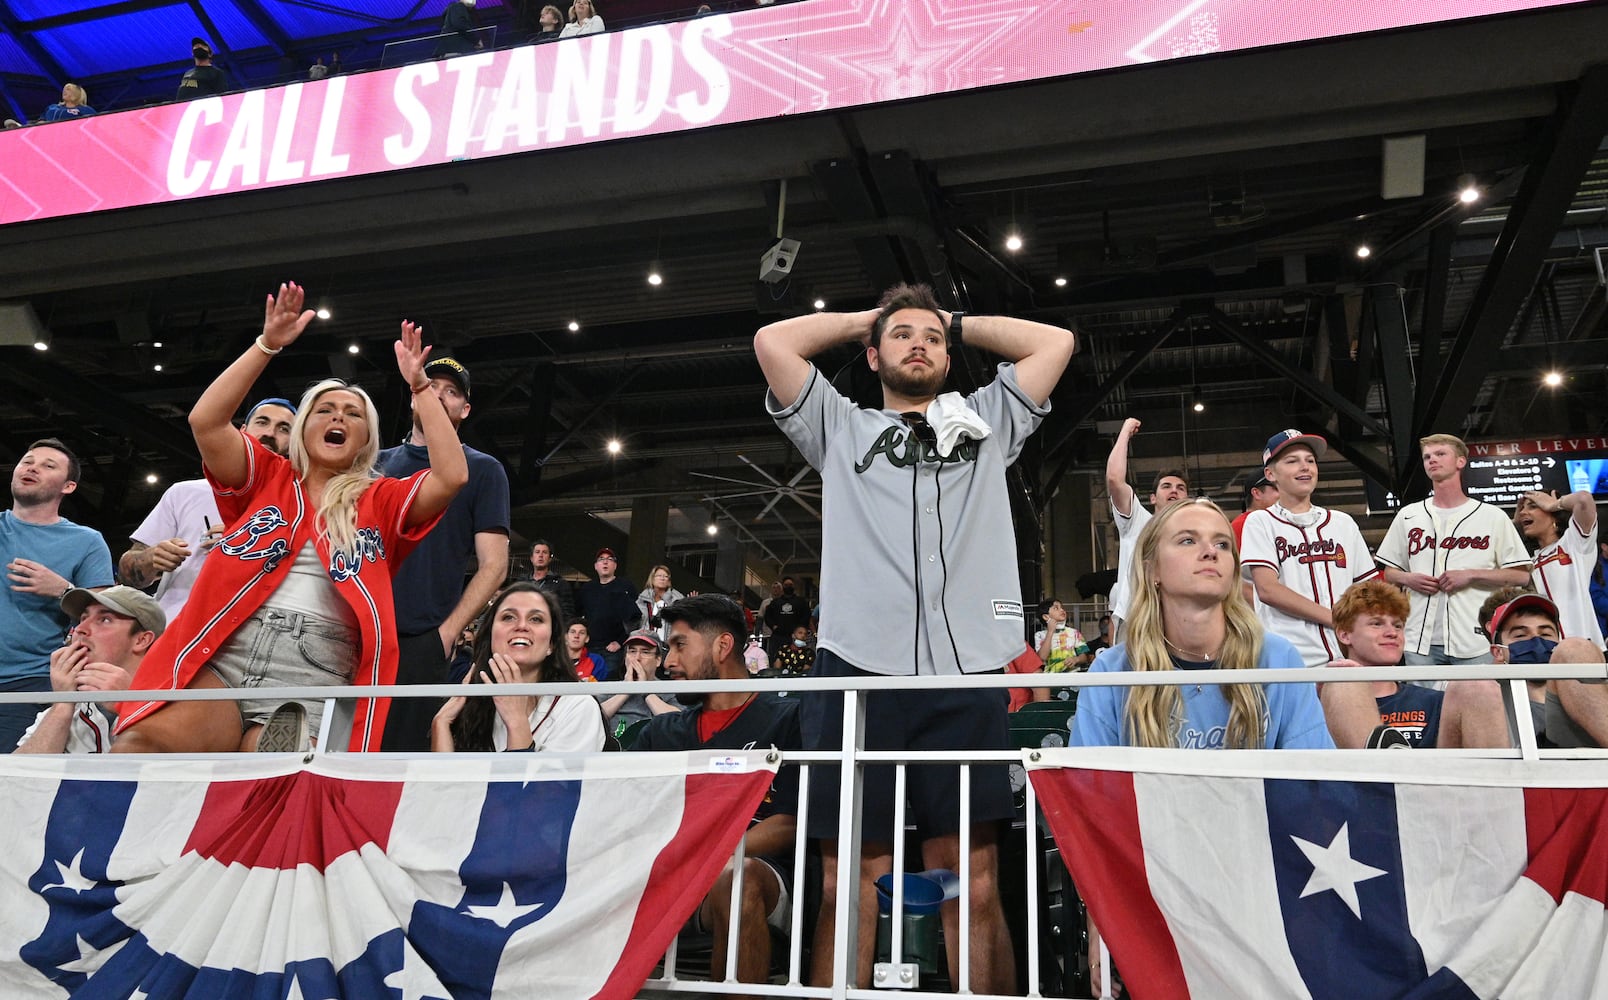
[377,356,510,751]
[1322,579,1508,749]
[0,439,115,752]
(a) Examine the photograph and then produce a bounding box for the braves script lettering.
[329,527,386,583]
[217,507,291,573]
[1273,537,1348,567]
[1405,527,1492,556]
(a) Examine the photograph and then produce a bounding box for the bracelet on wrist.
[410,382,432,394]
[254,335,284,356]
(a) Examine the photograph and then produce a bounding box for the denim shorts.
[207,607,358,732]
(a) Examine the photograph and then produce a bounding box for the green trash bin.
[873,870,956,980]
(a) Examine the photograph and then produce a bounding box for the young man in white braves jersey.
[1514,488,1605,649]
[1240,429,1380,666]
[1376,434,1531,669]
[1104,417,1189,638]
[756,283,1074,993]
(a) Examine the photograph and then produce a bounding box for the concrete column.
[626,493,669,588]
[1043,471,1097,601]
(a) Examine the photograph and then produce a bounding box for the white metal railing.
[6,661,1606,999]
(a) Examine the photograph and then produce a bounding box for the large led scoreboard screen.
[1367,436,1608,512]
[0,0,1588,227]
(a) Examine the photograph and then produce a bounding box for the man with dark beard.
[121,398,296,622]
[755,283,1074,994]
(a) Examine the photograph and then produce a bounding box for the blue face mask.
[1506,635,1558,665]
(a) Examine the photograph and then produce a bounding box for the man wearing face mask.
[176,38,228,100]
[1480,587,1608,748]
[435,0,483,57]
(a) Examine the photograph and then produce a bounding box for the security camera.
[759,238,801,284]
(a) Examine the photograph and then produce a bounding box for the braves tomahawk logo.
[217,506,291,572]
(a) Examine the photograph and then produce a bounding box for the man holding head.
[1105,417,1189,638]
[379,356,511,751]
[1240,429,1380,667]
[633,595,801,990]
[122,397,296,622]
[1,439,116,752]
[17,587,164,754]
[756,282,1074,992]
[1376,434,1531,672]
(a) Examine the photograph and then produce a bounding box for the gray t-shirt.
[767,362,1047,675]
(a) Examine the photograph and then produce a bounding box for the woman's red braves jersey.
[117,432,442,751]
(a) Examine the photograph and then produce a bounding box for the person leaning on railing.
[1069,498,1333,995]
[432,581,606,752]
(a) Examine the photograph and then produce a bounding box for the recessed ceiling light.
[606,438,622,455]
[1054,276,1067,287]
[1004,232,1024,253]
[145,473,158,485]
[347,343,360,355]
[812,298,826,311]
[567,320,580,332]
[1543,370,1563,387]
[1355,244,1372,259]
[152,341,164,348]
[316,308,331,320]
[153,363,163,372]
[705,523,718,536]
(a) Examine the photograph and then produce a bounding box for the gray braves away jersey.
[768,362,1047,675]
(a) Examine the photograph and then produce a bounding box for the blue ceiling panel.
[8,0,109,19]
[36,5,208,79]
[0,32,46,77]
[195,5,272,52]
[252,0,403,37]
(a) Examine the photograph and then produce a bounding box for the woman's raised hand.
[261,282,316,351]
[395,320,434,390]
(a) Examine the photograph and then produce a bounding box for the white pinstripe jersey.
[1241,504,1380,667]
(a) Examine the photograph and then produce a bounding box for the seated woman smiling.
[433,582,607,752]
[1071,498,1332,750]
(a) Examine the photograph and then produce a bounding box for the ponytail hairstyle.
[287,379,381,559]
[1120,498,1267,749]
[451,582,580,751]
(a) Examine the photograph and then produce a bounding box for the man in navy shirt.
[1321,579,1508,749]
[378,356,510,751]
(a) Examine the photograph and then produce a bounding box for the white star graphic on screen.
[1291,822,1388,919]
[466,882,542,928]
[42,849,96,894]
[384,941,451,1000]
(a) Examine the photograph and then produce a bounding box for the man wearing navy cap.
[379,355,511,751]
[176,37,228,100]
[1240,429,1381,667]
[122,397,296,622]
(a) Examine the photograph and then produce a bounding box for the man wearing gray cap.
[599,628,681,744]
[17,586,165,754]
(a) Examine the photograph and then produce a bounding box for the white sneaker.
[257,702,310,753]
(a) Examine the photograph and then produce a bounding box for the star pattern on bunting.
[465,882,544,928]
[1291,822,1388,919]
[383,940,451,1000]
[41,849,96,894]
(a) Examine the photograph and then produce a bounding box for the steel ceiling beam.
[4,354,198,465]
[1413,65,1608,449]
[1206,305,1390,440]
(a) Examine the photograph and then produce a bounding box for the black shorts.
[800,649,1013,842]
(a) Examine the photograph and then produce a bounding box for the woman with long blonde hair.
[1070,498,1330,750]
[115,282,468,753]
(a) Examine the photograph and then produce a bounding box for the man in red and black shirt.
[634,594,801,989]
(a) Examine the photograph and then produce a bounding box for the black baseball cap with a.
[424,357,470,398]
